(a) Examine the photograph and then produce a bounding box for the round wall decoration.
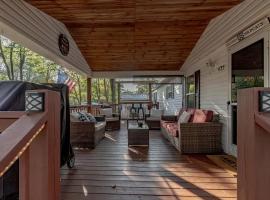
[58,34,69,56]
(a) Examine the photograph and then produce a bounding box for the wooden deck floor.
[61,121,237,200]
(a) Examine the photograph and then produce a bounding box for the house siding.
[155,84,183,115]
[192,46,230,154]
[180,0,270,156]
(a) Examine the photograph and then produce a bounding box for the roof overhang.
[0,0,91,76]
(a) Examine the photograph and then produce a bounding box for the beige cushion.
[95,122,106,131]
[70,112,80,122]
[178,111,191,124]
[100,108,113,117]
[146,117,160,121]
[106,117,119,122]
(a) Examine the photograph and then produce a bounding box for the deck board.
[61,122,237,200]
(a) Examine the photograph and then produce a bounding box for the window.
[153,92,157,102]
[185,70,200,108]
[165,85,174,99]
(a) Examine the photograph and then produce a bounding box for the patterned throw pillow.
[84,112,97,123]
[78,112,89,122]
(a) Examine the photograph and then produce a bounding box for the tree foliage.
[0,36,117,106]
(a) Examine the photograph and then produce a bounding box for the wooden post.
[19,90,61,200]
[238,87,270,200]
[149,83,152,102]
[117,82,120,105]
[87,77,92,113]
[110,79,116,112]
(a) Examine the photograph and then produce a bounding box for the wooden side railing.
[0,90,60,200]
[237,87,270,200]
[70,103,120,116]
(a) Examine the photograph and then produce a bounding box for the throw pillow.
[78,112,90,122]
[178,111,191,124]
[83,112,97,123]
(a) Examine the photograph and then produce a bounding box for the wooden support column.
[117,82,120,105]
[87,77,92,113]
[19,90,61,200]
[110,79,116,112]
[238,88,270,200]
[149,83,152,102]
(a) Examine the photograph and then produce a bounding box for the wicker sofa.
[161,109,222,154]
[70,115,106,148]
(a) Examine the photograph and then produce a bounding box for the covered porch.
[1,0,270,200]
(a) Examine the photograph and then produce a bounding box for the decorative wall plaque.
[58,34,69,56]
[227,17,270,47]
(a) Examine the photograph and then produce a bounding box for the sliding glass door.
[229,32,269,156]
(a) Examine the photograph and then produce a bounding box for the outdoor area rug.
[207,155,237,176]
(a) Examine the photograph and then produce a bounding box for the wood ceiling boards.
[25,0,242,71]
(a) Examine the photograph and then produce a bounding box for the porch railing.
[238,87,270,200]
[0,90,60,200]
[70,103,120,116]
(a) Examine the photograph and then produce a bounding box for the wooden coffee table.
[128,122,149,146]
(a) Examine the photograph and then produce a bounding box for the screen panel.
[120,82,150,102]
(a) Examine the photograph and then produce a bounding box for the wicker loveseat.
[70,115,106,148]
[161,109,222,154]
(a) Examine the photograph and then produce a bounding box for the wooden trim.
[0,113,47,174]
[0,111,25,119]
[255,113,270,133]
[87,77,92,113]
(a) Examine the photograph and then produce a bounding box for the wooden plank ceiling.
[25,0,242,71]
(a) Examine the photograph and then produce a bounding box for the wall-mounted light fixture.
[25,91,45,112]
[206,59,225,73]
[259,91,270,112]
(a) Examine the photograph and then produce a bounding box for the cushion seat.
[95,122,106,132]
[146,117,160,121]
[106,117,120,122]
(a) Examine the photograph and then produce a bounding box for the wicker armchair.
[70,116,106,148]
[100,108,121,131]
[161,113,222,154]
[145,109,164,130]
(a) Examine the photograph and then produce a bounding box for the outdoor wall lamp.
[25,91,45,112]
[259,91,270,112]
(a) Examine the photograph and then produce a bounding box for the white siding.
[193,46,230,153]
[156,84,183,115]
[0,0,91,76]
